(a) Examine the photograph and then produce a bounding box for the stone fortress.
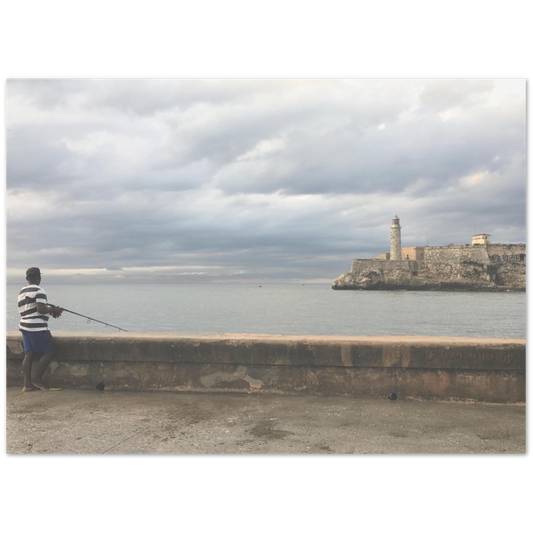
[332,215,526,291]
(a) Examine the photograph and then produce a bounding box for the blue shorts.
[20,330,56,354]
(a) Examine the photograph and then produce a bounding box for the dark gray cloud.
[6,79,526,283]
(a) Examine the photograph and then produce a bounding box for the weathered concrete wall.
[6,331,525,403]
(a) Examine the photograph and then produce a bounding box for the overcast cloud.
[5,79,526,284]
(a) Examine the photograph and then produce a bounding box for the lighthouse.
[390,215,402,260]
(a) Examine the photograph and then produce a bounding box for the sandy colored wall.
[6,331,525,403]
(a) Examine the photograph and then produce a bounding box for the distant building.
[472,233,491,245]
[401,246,425,261]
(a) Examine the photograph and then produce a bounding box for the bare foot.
[32,381,49,391]
[22,385,38,392]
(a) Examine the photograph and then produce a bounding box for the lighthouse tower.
[390,215,402,260]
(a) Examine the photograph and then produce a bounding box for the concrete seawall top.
[6,330,526,345]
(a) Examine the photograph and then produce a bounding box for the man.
[18,267,63,391]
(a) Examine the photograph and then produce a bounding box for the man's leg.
[32,351,54,390]
[22,350,37,391]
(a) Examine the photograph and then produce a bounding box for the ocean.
[5,283,526,338]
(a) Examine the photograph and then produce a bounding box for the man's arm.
[36,302,63,318]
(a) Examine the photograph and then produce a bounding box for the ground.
[6,387,525,454]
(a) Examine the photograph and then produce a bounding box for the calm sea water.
[5,283,527,338]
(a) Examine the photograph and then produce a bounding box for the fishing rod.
[50,305,128,332]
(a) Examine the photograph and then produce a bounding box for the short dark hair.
[26,267,41,280]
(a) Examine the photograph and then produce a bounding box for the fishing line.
[50,305,128,332]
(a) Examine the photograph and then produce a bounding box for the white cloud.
[5,79,526,282]
[237,137,286,161]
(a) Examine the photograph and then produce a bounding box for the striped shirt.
[18,284,49,331]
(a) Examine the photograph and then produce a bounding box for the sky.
[5,78,526,284]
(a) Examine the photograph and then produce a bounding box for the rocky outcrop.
[332,259,526,291]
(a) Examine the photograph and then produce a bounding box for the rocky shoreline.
[332,259,526,291]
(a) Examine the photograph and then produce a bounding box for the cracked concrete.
[6,387,525,454]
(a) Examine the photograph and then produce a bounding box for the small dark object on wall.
[96,381,105,391]
[388,392,398,401]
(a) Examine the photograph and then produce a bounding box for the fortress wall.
[412,244,525,264]
[487,244,526,261]
[6,331,525,402]
[351,258,409,272]
[377,244,526,265]
[423,245,490,263]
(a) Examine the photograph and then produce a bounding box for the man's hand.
[50,306,63,318]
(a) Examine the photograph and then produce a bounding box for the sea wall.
[6,331,525,403]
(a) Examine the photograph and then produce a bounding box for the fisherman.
[18,267,63,391]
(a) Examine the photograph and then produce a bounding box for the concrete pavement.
[6,387,525,454]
